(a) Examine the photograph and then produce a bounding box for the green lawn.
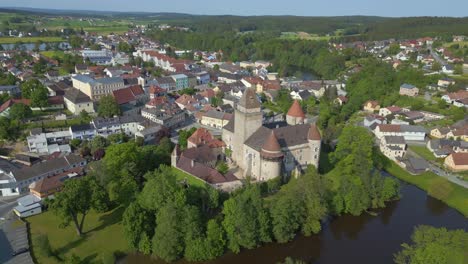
[0,36,64,44]
[409,145,437,161]
[172,167,207,189]
[40,50,66,60]
[384,161,468,217]
[27,206,130,264]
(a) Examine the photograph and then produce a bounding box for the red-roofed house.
[379,106,403,117]
[444,152,468,171]
[112,85,145,105]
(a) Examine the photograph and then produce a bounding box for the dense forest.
[149,15,468,40]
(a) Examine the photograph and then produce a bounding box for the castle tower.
[307,124,321,169]
[286,100,305,125]
[260,131,283,181]
[232,88,263,169]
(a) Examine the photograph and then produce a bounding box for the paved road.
[428,44,447,66]
[0,196,21,219]
[407,148,468,189]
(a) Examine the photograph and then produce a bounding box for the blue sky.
[1,0,467,17]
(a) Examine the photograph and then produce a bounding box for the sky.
[1,0,468,17]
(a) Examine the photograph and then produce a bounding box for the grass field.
[280,32,331,41]
[409,145,437,162]
[40,50,66,60]
[172,167,207,188]
[384,161,468,217]
[0,36,64,44]
[27,206,130,264]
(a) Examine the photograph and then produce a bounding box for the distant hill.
[0,7,467,40]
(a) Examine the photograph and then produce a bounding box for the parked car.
[12,247,28,256]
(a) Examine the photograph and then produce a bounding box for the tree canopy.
[394,225,468,264]
[97,95,121,117]
[49,176,109,236]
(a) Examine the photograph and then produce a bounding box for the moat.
[121,179,467,264]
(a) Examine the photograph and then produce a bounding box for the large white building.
[374,124,427,141]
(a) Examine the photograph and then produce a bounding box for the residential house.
[444,152,468,171]
[196,110,233,129]
[379,136,407,160]
[27,131,72,154]
[69,124,96,140]
[374,124,426,141]
[141,104,187,129]
[335,96,348,105]
[364,114,386,129]
[1,154,86,195]
[81,49,113,64]
[171,74,190,90]
[154,76,176,91]
[438,78,455,88]
[134,125,170,145]
[442,64,454,74]
[399,83,419,97]
[379,106,403,117]
[363,100,380,112]
[112,85,146,106]
[175,94,200,111]
[441,90,468,107]
[430,127,451,139]
[0,85,20,96]
[64,88,94,115]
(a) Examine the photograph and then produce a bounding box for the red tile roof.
[378,124,401,132]
[188,128,214,146]
[308,124,321,141]
[287,100,305,118]
[261,131,283,159]
[112,85,144,105]
[149,85,166,94]
[450,152,468,166]
[0,98,31,113]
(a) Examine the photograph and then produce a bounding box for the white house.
[13,194,42,218]
[374,124,426,141]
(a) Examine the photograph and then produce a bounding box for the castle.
[222,88,321,181]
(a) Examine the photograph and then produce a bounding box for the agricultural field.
[0,36,64,44]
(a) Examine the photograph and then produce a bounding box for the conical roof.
[308,124,321,141]
[238,88,260,109]
[287,100,305,118]
[261,131,284,159]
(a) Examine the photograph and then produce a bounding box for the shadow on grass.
[82,252,98,264]
[86,206,125,234]
[56,233,88,255]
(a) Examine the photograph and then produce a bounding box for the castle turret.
[232,88,263,169]
[171,144,181,167]
[307,124,321,169]
[286,100,305,125]
[259,131,283,181]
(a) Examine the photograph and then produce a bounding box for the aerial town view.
[0,0,467,263]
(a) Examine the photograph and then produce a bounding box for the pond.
[120,180,467,264]
[1,42,71,51]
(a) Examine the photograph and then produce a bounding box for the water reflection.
[121,183,467,264]
[425,196,448,216]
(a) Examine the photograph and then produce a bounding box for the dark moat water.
[121,181,467,264]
